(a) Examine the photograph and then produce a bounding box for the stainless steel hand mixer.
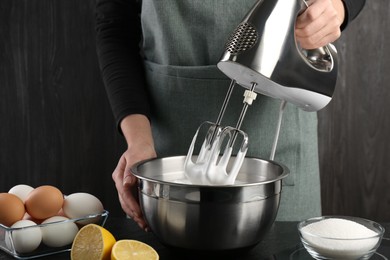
[185,0,338,185]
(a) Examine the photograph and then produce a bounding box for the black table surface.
[1,218,389,259]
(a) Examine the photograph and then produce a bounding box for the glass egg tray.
[0,210,109,259]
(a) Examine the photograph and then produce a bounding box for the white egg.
[63,193,104,224]
[8,184,34,202]
[41,216,79,247]
[6,220,42,253]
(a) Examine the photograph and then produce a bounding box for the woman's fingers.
[296,0,342,49]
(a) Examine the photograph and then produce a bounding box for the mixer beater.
[184,80,258,185]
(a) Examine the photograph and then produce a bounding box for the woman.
[96,0,366,231]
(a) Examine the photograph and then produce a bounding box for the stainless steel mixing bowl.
[131,156,289,251]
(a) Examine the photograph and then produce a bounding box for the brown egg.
[57,208,67,217]
[0,193,25,227]
[25,185,64,220]
[22,212,43,224]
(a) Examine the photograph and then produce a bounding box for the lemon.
[111,240,159,260]
[71,224,116,260]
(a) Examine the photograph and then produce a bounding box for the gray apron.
[140,0,321,221]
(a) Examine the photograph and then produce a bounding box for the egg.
[22,212,43,224]
[56,208,67,217]
[0,193,25,227]
[25,185,64,220]
[8,184,34,202]
[5,220,42,253]
[63,192,104,224]
[41,216,79,247]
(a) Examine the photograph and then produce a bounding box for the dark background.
[1,1,389,220]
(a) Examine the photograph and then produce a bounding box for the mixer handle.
[297,0,336,73]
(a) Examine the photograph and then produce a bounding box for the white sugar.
[302,218,377,238]
[301,218,380,259]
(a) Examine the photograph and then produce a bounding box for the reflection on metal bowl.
[131,156,289,251]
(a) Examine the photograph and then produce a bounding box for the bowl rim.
[298,215,385,241]
[131,155,290,188]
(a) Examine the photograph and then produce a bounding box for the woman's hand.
[112,114,157,231]
[296,0,345,49]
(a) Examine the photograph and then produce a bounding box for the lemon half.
[111,239,159,260]
[71,224,116,260]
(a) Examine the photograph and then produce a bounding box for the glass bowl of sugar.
[298,216,385,260]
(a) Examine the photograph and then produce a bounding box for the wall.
[1,1,389,220]
[0,0,125,216]
[318,0,390,221]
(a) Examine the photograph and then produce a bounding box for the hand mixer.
[185,0,338,185]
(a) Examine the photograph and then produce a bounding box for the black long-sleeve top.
[95,0,366,131]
